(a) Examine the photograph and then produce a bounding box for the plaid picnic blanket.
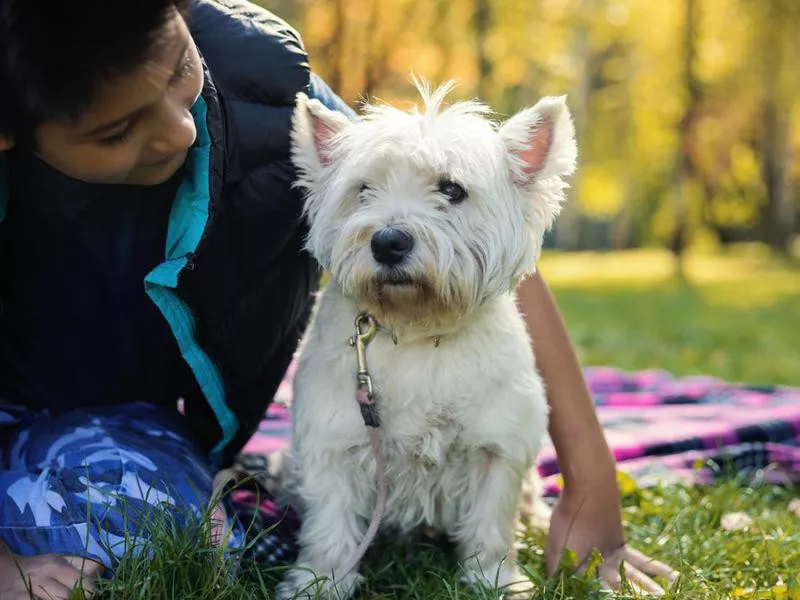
[230,363,800,563]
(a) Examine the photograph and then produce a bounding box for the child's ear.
[0,135,14,151]
[290,92,352,182]
[499,95,577,187]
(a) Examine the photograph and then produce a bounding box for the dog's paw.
[276,565,363,600]
[461,561,536,599]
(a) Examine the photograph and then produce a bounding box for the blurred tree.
[473,0,492,99]
[668,0,701,276]
[553,0,593,251]
[752,0,798,254]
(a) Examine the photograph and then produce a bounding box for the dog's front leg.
[453,453,534,597]
[275,461,367,600]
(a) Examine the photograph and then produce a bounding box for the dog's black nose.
[371,227,414,267]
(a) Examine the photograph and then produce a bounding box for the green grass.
[540,245,800,387]
[86,245,800,600]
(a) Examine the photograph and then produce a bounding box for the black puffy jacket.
[10,0,350,469]
[165,0,357,467]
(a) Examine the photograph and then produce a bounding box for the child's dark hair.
[0,0,189,146]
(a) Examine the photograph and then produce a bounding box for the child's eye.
[97,127,134,147]
[171,52,195,85]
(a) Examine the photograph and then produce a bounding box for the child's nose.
[148,99,197,157]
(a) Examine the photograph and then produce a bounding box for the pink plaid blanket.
[230,363,800,564]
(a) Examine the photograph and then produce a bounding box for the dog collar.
[365,314,442,347]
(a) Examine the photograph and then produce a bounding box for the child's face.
[33,8,204,186]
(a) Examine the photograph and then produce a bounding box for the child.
[0,1,677,598]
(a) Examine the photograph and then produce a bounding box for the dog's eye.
[438,179,467,204]
[359,184,372,194]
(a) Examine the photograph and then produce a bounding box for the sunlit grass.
[86,478,800,600]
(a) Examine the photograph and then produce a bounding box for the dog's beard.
[344,263,476,333]
[363,269,433,312]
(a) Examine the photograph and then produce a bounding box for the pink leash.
[336,313,389,581]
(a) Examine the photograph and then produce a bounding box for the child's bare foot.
[0,547,104,600]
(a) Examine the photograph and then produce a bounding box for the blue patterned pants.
[0,401,242,569]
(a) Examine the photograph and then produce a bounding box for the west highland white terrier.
[274,79,577,599]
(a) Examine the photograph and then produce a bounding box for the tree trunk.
[670,0,701,277]
[328,0,347,94]
[553,0,592,251]
[758,1,796,255]
[473,0,492,99]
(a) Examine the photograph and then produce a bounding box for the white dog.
[274,79,577,599]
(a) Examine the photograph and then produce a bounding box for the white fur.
[275,79,577,599]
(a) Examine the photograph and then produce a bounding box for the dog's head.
[290,78,577,329]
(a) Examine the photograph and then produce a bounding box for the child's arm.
[517,272,679,592]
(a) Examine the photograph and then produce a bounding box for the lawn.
[541,245,800,387]
[89,246,800,600]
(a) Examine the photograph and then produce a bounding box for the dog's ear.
[499,96,577,188]
[291,92,352,178]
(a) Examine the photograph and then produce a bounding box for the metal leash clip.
[349,312,380,427]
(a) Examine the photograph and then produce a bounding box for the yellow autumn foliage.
[254,0,799,250]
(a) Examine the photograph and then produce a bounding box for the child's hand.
[546,481,679,595]
[0,547,104,600]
